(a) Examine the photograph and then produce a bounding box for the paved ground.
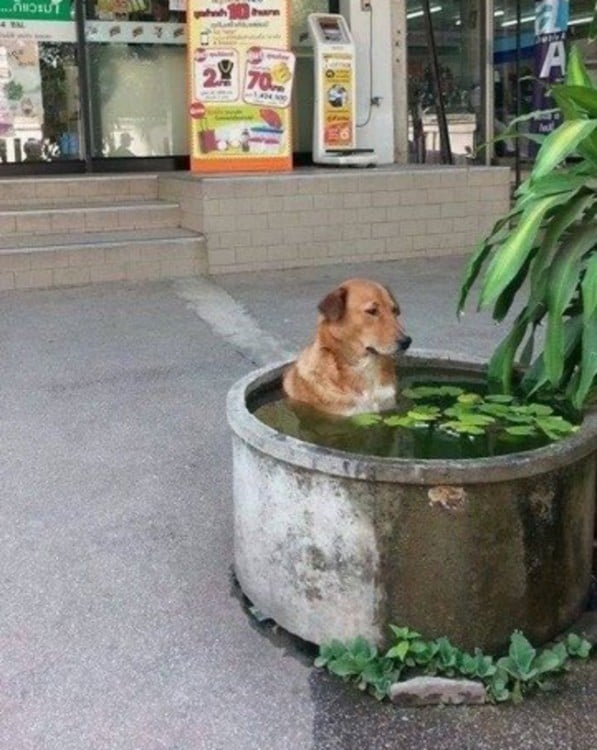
[1,255,596,750]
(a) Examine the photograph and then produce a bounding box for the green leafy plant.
[458,42,597,410]
[3,80,23,101]
[315,625,593,704]
[314,636,400,700]
[352,384,578,443]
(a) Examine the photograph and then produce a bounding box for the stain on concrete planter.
[227,355,597,652]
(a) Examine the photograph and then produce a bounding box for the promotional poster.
[188,0,295,173]
[321,51,353,150]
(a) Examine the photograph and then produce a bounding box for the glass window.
[290,0,331,156]
[84,0,187,158]
[0,1,81,164]
[493,1,597,163]
[407,0,485,164]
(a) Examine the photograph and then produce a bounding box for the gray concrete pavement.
[1,256,596,750]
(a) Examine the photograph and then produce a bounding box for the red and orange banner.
[188,1,294,173]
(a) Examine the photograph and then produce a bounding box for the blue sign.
[531,0,569,142]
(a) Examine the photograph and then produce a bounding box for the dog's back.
[283,279,411,416]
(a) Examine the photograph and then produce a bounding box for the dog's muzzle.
[399,335,412,352]
[366,335,412,356]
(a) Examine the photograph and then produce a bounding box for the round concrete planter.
[227,354,597,652]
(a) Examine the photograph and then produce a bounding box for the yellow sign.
[322,52,354,150]
[188,0,294,173]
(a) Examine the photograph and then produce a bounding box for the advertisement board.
[321,51,353,150]
[188,0,294,173]
[531,0,569,140]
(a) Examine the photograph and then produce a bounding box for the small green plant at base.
[315,626,593,704]
[314,636,400,701]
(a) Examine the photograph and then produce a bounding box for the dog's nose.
[399,335,412,351]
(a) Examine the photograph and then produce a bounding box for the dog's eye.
[365,307,379,317]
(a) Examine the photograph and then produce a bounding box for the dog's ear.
[318,286,347,322]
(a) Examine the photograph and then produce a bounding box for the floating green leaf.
[402,385,464,400]
[485,394,515,403]
[440,421,486,435]
[351,412,383,427]
[505,425,538,437]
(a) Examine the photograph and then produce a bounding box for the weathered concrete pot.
[227,354,597,652]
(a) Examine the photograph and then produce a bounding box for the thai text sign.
[0,0,72,21]
[188,0,294,173]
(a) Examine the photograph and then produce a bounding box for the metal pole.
[484,0,495,166]
[75,0,94,172]
[421,0,453,164]
[515,0,522,188]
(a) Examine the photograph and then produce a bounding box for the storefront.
[0,1,595,174]
[0,0,338,173]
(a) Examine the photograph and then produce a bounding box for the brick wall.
[160,165,511,275]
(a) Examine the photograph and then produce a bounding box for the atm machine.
[307,13,378,167]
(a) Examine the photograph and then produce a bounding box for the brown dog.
[283,279,411,416]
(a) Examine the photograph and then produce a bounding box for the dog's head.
[317,279,411,358]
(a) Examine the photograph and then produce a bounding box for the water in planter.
[252,377,580,460]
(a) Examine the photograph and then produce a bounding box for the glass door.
[84,0,187,161]
[0,0,82,166]
[406,0,486,164]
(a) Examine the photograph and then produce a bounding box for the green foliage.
[494,631,570,703]
[3,80,23,101]
[352,385,579,443]
[315,626,593,704]
[458,44,597,410]
[314,637,400,700]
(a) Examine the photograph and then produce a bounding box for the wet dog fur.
[283,278,411,416]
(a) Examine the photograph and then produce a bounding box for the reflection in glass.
[85,0,187,158]
[407,0,484,164]
[0,39,81,164]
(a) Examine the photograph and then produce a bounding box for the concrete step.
[0,200,180,235]
[0,228,207,291]
[0,174,159,207]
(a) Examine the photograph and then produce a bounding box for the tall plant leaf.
[522,318,584,396]
[478,193,570,309]
[528,191,597,314]
[493,252,536,322]
[574,252,597,406]
[519,173,589,198]
[457,213,517,315]
[550,83,589,123]
[565,45,593,88]
[544,225,597,386]
[550,86,597,117]
[532,120,597,181]
[487,312,530,394]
